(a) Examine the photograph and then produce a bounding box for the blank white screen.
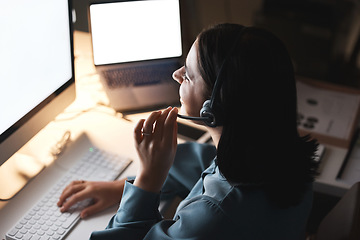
[89,0,182,66]
[0,0,72,135]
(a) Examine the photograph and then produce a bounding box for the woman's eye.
[183,73,190,82]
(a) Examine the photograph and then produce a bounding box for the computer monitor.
[0,0,75,168]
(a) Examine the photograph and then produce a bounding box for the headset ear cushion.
[200,100,217,127]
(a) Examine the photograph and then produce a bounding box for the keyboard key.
[7,228,18,236]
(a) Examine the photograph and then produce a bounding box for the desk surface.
[0,31,354,239]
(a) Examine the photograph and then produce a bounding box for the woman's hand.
[133,107,178,193]
[57,179,126,219]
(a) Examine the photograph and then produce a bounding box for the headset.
[177,26,247,127]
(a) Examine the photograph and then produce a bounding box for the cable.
[50,131,72,159]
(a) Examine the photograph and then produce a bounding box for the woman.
[58,23,318,239]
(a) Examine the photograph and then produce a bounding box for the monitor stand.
[0,153,44,200]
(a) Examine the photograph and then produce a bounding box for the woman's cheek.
[178,82,205,117]
[179,85,190,115]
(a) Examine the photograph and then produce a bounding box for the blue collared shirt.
[90,142,313,240]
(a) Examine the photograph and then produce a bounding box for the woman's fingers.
[153,107,172,139]
[134,119,146,144]
[167,107,179,145]
[80,200,103,219]
[135,107,178,144]
[163,107,178,148]
[58,181,90,212]
[142,111,161,135]
[134,110,162,145]
[135,108,176,144]
[60,189,91,212]
[57,180,85,207]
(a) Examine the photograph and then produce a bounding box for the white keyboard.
[6,147,132,240]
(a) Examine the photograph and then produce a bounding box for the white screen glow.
[89,0,182,66]
[0,0,72,135]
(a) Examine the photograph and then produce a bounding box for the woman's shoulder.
[178,169,259,221]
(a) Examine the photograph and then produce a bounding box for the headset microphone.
[177,99,217,127]
[177,98,216,126]
[177,114,211,121]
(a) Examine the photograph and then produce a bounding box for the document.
[297,81,360,140]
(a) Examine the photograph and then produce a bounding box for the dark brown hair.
[196,23,318,207]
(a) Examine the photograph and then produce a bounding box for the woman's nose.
[172,67,184,84]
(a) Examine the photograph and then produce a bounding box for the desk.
[0,31,354,239]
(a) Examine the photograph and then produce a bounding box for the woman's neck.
[207,126,222,148]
